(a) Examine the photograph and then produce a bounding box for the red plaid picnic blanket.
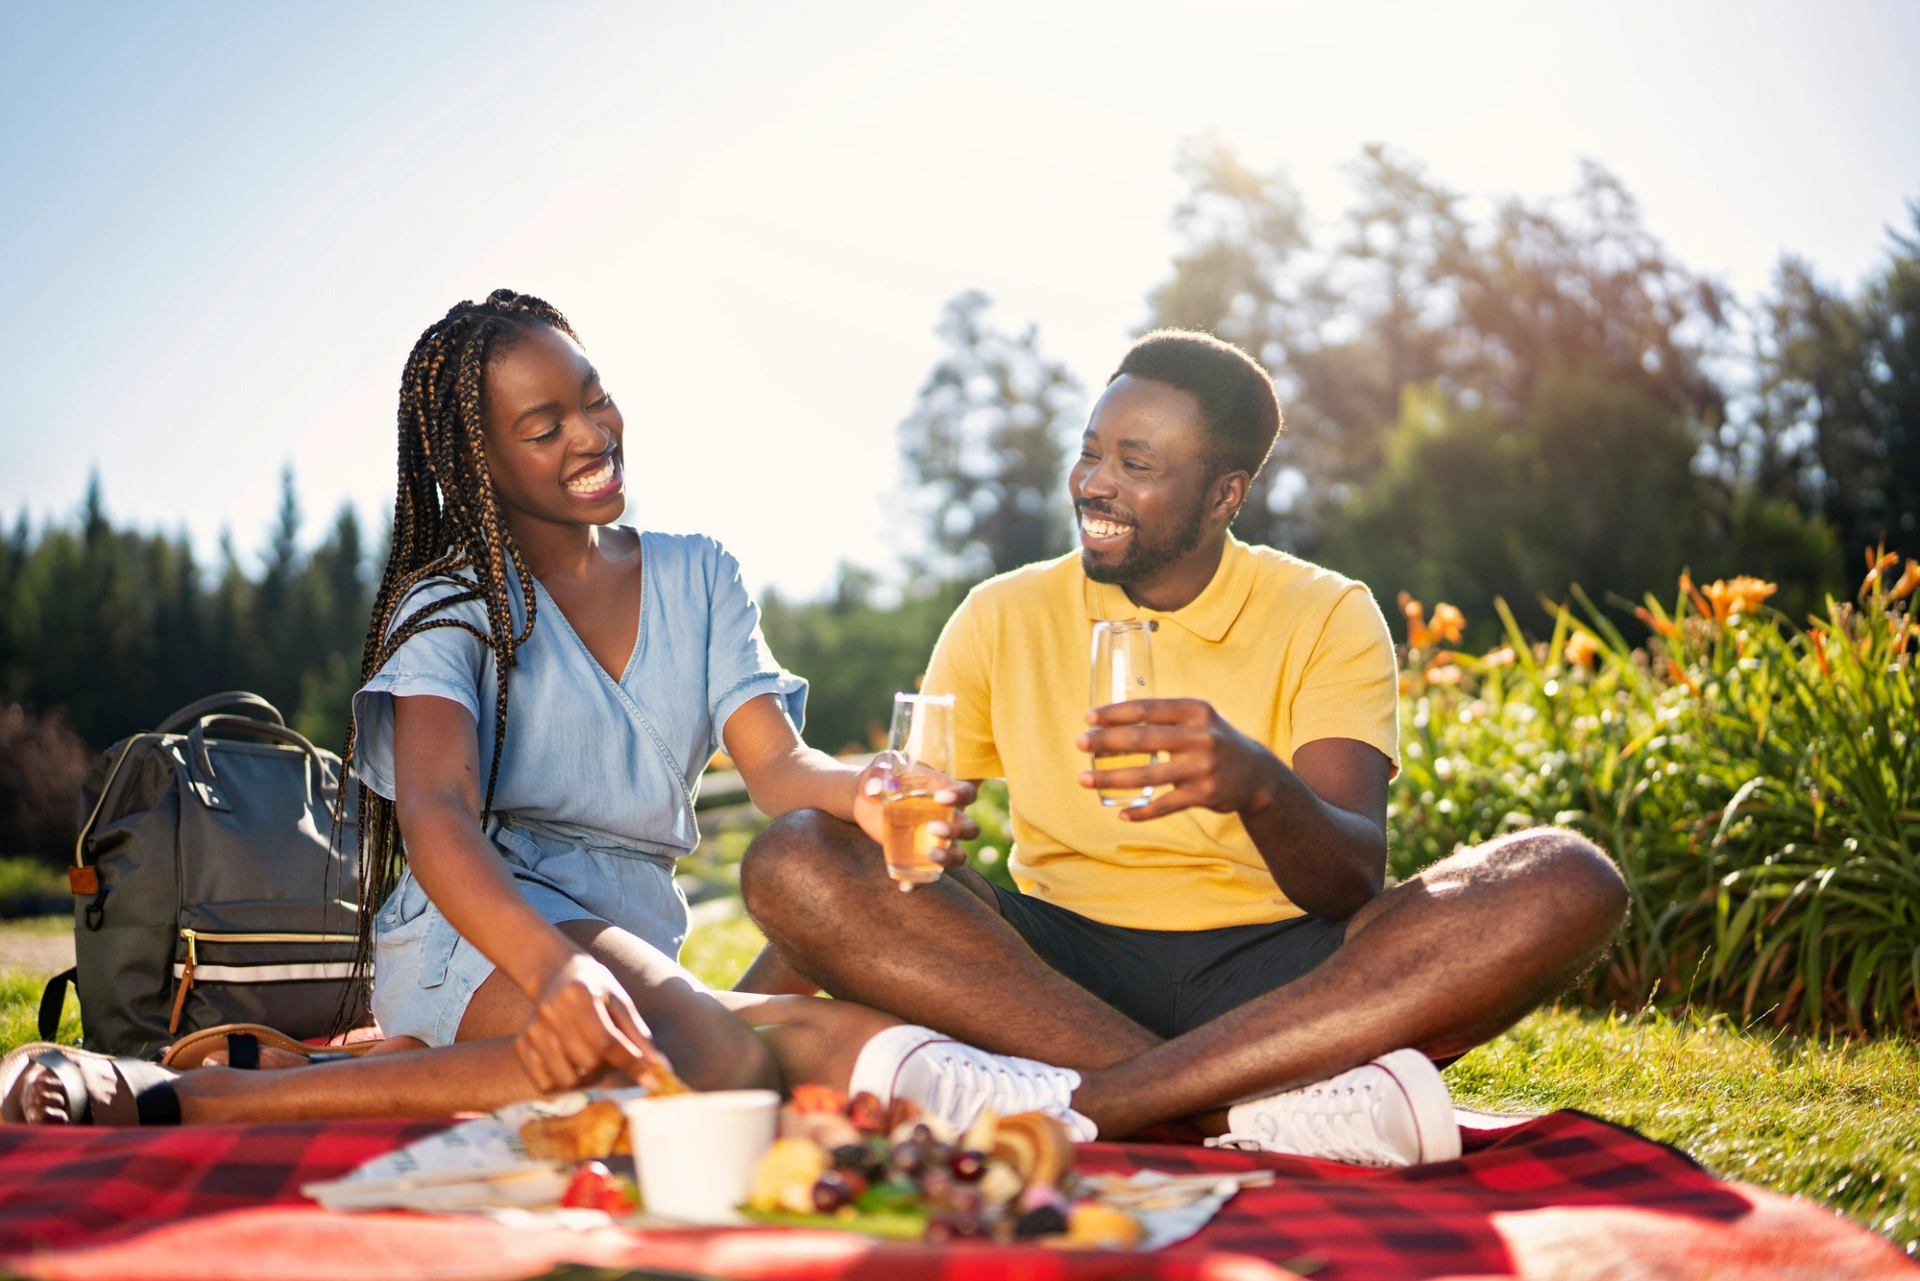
[0,1110,1910,1280]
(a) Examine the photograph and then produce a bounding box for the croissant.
[518,1099,630,1162]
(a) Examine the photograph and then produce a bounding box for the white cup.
[621,1089,779,1224]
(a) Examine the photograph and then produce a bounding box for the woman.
[3,290,1091,1132]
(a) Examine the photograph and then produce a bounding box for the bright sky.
[3,1,1916,597]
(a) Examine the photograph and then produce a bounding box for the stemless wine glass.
[1090,620,1156,809]
[878,692,957,889]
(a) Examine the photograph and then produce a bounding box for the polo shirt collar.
[1081,535,1256,643]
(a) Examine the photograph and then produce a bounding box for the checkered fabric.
[1,1110,1910,1280]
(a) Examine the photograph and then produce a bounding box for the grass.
[3,911,1914,1254]
[1447,1004,1918,1253]
[0,857,65,917]
[0,968,81,1049]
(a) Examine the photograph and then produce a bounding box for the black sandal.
[0,1042,181,1126]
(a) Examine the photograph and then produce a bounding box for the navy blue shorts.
[987,882,1347,1040]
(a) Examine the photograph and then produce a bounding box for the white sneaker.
[1207,1048,1460,1167]
[848,1024,1097,1142]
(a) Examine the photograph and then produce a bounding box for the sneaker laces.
[903,1042,1091,1140]
[1208,1079,1392,1166]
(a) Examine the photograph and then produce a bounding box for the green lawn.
[3,912,1914,1255]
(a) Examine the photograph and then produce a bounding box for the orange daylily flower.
[1701,576,1777,621]
[1564,631,1601,669]
[1428,603,1466,645]
[1398,593,1466,650]
[1861,547,1899,597]
[1892,559,1920,602]
[1666,658,1700,696]
[1399,592,1430,649]
[1811,628,1831,677]
[1635,605,1679,638]
[1679,572,1712,620]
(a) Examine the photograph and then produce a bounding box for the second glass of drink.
[879,692,957,889]
[1090,619,1156,809]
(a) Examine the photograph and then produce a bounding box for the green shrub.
[1392,553,1920,1032]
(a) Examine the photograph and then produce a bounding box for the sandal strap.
[130,1074,181,1125]
[226,1033,260,1070]
[29,1049,92,1125]
[31,1049,182,1125]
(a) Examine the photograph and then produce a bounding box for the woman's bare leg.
[456,920,779,1093]
[16,922,918,1125]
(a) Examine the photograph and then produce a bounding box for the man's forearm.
[1239,753,1385,921]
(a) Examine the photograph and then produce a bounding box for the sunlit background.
[4,1,1916,598]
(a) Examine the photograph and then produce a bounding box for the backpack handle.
[186,715,335,811]
[158,691,284,735]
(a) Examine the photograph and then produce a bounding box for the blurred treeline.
[3,143,1918,861]
[0,473,371,862]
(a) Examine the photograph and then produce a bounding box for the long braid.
[334,289,579,1024]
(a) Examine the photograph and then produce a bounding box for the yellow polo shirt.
[923,536,1399,931]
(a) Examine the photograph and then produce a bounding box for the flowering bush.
[1392,550,1920,1032]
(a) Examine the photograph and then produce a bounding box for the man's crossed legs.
[740,816,1628,1161]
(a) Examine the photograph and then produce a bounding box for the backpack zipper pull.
[168,929,198,1035]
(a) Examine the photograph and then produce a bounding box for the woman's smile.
[565,450,623,503]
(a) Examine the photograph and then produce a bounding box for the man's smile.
[1078,506,1135,550]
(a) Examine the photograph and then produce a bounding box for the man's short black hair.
[1110,330,1282,478]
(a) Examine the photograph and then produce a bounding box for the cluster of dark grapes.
[812,1123,1068,1243]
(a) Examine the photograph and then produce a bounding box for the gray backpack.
[38,692,367,1057]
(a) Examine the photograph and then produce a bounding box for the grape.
[917,1169,956,1206]
[1013,1204,1069,1239]
[816,1168,869,1210]
[831,1143,876,1175]
[948,1149,987,1182]
[811,1175,852,1214]
[889,1138,928,1176]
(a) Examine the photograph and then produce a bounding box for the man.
[737,329,1628,1165]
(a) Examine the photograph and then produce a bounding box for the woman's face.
[479,323,626,533]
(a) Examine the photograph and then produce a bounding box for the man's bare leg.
[739,810,1161,1071]
[742,815,1628,1137]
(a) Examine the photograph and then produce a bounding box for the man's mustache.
[1076,501,1135,524]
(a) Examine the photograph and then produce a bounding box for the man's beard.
[1079,499,1209,586]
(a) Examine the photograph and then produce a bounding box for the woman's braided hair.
[335,288,578,1013]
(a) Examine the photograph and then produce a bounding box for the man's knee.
[1502,827,1629,944]
[738,808,868,926]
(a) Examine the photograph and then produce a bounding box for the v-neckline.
[530,533,646,689]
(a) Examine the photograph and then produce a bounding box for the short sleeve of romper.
[699,541,808,756]
[351,575,489,803]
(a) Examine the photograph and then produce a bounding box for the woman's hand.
[517,951,669,1093]
[854,753,980,876]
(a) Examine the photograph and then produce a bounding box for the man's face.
[1068,375,1217,587]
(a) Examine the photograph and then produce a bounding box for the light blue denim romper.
[350,530,806,1045]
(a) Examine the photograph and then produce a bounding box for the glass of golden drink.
[879,692,957,890]
[1090,620,1155,808]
